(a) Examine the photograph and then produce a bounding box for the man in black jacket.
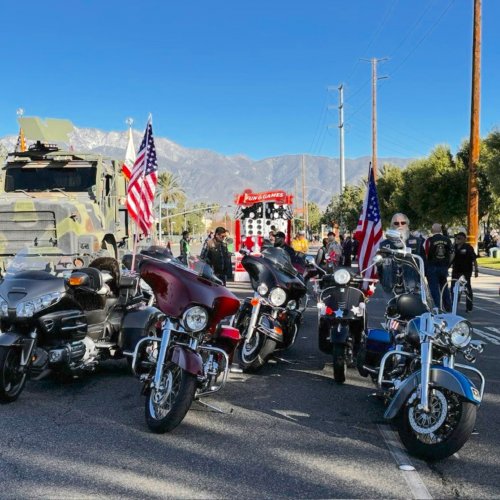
[451,232,478,312]
[425,223,454,311]
[377,213,427,295]
[205,226,231,285]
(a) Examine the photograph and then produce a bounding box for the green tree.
[377,164,405,226]
[157,171,185,235]
[397,145,466,228]
[480,130,500,200]
[307,202,322,233]
[321,185,364,232]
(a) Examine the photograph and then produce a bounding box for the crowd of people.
[175,213,482,313]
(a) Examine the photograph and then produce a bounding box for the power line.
[387,0,456,78]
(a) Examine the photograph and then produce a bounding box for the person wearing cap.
[273,231,296,261]
[291,230,309,254]
[325,231,343,268]
[204,226,231,285]
[451,232,478,312]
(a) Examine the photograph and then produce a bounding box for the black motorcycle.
[306,256,370,383]
[0,247,161,403]
[235,247,307,372]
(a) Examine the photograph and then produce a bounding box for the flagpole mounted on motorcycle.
[125,114,158,272]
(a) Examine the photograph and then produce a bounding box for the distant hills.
[0,128,412,207]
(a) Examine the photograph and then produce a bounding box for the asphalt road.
[0,271,499,498]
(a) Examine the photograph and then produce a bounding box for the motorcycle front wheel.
[237,313,277,372]
[0,346,27,403]
[332,344,346,384]
[145,362,197,433]
[397,387,477,461]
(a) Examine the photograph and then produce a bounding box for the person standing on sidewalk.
[425,223,454,311]
[451,232,478,312]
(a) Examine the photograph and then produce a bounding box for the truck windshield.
[5,166,97,192]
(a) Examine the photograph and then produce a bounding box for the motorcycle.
[305,255,373,383]
[0,247,161,403]
[235,247,307,372]
[129,252,241,433]
[357,231,485,460]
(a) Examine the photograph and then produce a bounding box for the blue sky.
[1,0,499,160]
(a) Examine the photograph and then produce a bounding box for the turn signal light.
[274,326,283,336]
[325,306,334,315]
[250,298,260,307]
[69,276,85,286]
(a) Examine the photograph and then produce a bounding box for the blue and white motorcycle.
[358,230,485,461]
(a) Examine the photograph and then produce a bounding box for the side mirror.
[304,255,316,266]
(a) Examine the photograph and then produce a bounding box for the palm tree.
[157,171,186,237]
[157,171,185,205]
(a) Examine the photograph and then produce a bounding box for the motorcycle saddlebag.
[364,328,392,370]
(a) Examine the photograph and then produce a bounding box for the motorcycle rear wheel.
[145,362,197,433]
[332,344,346,384]
[397,387,477,461]
[0,346,27,403]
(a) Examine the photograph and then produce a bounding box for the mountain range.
[0,128,411,208]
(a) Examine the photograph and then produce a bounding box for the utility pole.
[338,84,345,193]
[301,155,307,233]
[294,177,298,234]
[361,58,388,180]
[467,0,481,251]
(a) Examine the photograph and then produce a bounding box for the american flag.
[126,118,158,236]
[354,164,383,289]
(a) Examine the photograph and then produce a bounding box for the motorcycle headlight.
[0,297,8,317]
[183,306,209,332]
[16,292,62,318]
[257,283,269,296]
[269,287,287,307]
[333,268,351,285]
[287,300,297,310]
[449,320,472,348]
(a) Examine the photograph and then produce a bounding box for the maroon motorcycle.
[128,252,241,433]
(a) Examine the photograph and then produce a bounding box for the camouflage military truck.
[0,119,130,272]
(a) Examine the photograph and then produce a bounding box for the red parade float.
[233,189,294,282]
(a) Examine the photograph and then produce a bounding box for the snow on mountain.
[1,128,411,207]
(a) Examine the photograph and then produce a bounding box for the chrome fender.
[384,365,482,420]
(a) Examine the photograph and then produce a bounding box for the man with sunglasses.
[377,213,427,295]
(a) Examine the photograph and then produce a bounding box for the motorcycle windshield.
[261,247,298,277]
[139,258,240,331]
[3,246,76,278]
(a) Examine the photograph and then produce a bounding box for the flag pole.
[130,114,152,272]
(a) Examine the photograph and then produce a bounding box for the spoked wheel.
[332,344,346,384]
[238,315,277,372]
[0,346,27,403]
[398,387,477,461]
[145,362,197,433]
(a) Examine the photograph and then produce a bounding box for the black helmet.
[274,231,286,247]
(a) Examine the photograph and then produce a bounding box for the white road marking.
[378,425,433,500]
[474,329,500,345]
[485,326,500,335]
[473,304,500,318]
